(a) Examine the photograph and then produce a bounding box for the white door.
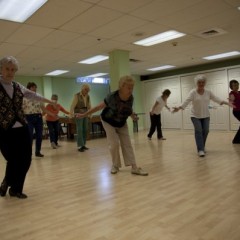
[143,77,182,129]
[180,75,195,129]
[205,71,229,130]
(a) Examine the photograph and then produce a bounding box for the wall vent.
[130,58,141,63]
[196,28,227,38]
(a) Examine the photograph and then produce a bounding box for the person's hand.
[220,101,235,108]
[131,113,139,121]
[75,113,86,118]
[172,107,179,113]
[228,102,235,108]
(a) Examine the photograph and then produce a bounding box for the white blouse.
[180,89,222,118]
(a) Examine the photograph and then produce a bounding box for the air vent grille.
[196,28,227,38]
[129,58,141,63]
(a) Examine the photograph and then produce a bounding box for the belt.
[26,113,42,116]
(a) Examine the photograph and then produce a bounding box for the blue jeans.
[26,114,43,154]
[75,117,88,147]
[46,120,59,145]
[191,117,210,152]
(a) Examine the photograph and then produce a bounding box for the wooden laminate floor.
[0,130,240,240]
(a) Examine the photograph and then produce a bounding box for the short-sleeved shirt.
[23,98,43,114]
[229,90,240,111]
[101,90,133,128]
[152,96,166,115]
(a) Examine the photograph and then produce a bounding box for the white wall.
[143,66,240,131]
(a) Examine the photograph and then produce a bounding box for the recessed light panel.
[45,70,69,76]
[203,51,240,60]
[0,0,48,23]
[79,55,109,64]
[134,30,186,46]
[147,65,176,71]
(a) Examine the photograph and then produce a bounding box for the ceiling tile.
[60,5,123,34]
[6,25,53,45]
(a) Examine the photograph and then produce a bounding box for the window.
[76,77,109,85]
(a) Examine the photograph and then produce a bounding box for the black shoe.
[78,147,85,152]
[83,146,89,150]
[35,152,44,157]
[9,188,28,199]
[0,179,8,197]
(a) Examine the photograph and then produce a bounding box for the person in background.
[76,75,148,176]
[23,82,54,157]
[0,56,54,199]
[45,94,70,149]
[147,89,171,140]
[70,84,91,152]
[229,79,240,144]
[172,74,233,157]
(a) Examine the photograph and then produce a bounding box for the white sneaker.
[51,142,57,149]
[198,151,205,157]
[111,166,119,174]
[131,167,148,176]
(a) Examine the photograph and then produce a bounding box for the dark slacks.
[147,113,163,139]
[26,113,43,154]
[0,126,32,193]
[232,110,240,144]
[46,120,59,145]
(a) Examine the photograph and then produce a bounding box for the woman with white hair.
[0,56,54,198]
[76,75,148,176]
[70,83,91,152]
[173,74,233,157]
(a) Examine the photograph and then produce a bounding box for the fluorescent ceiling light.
[134,30,186,46]
[86,73,108,77]
[238,6,240,10]
[147,65,176,71]
[79,55,109,64]
[45,70,69,76]
[203,51,240,60]
[0,0,48,23]
[92,78,107,84]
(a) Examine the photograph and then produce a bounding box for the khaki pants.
[101,120,136,168]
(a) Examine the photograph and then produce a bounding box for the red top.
[45,103,70,121]
[230,90,240,111]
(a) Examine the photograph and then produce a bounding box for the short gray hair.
[119,75,135,88]
[81,83,90,91]
[194,74,207,85]
[0,56,19,71]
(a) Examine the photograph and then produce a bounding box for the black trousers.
[0,126,32,193]
[147,113,163,139]
[232,110,240,144]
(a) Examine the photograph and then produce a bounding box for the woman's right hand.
[172,107,179,113]
[75,113,86,118]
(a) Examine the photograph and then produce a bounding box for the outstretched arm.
[172,106,183,113]
[75,102,106,118]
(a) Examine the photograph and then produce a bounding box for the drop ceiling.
[0,0,240,78]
